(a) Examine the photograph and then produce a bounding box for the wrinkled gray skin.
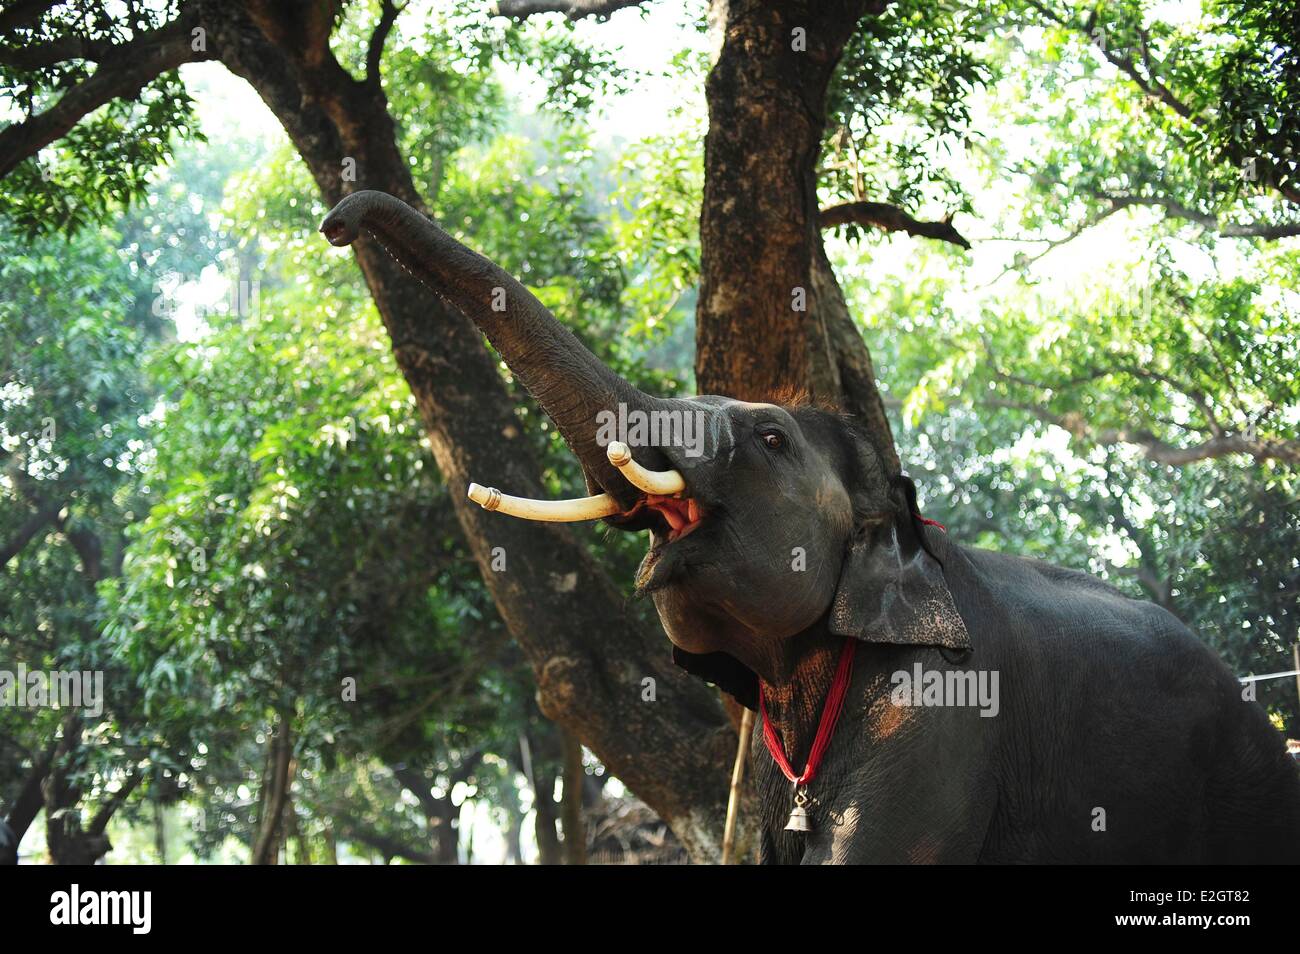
[323,191,1300,864]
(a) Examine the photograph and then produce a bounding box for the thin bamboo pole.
[721,708,755,864]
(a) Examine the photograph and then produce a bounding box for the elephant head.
[321,191,969,708]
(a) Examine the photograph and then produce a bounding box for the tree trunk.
[251,707,292,865]
[692,0,897,852]
[322,824,339,865]
[533,765,563,866]
[1292,642,1300,738]
[429,797,460,865]
[285,792,311,864]
[204,0,738,861]
[561,731,587,865]
[518,730,563,865]
[1,731,60,864]
[696,0,897,468]
[154,802,167,864]
[505,803,524,865]
[42,717,127,866]
[392,759,476,864]
[810,241,900,474]
[42,712,94,865]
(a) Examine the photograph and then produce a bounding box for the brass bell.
[784,787,813,833]
[785,804,812,833]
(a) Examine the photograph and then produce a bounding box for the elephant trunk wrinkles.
[321,189,671,510]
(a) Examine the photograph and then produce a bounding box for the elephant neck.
[756,623,852,776]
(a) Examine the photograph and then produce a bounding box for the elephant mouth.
[632,494,709,593]
[467,440,706,544]
[618,493,706,544]
[466,440,706,594]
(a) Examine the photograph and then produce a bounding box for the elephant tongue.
[644,495,702,539]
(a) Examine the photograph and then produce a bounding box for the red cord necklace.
[757,515,939,833]
[758,637,857,834]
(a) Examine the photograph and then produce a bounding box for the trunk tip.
[320,190,387,247]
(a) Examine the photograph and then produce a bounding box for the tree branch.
[366,0,403,85]
[492,0,649,19]
[56,514,105,585]
[988,399,1299,467]
[0,35,100,71]
[1023,2,1300,212]
[1102,193,1300,239]
[1106,560,1168,601]
[0,10,212,179]
[0,0,57,34]
[0,498,64,568]
[39,710,84,819]
[1095,455,1186,619]
[337,819,440,864]
[989,187,1300,281]
[390,750,483,819]
[994,358,1222,437]
[1023,0,1200,124]
[87,770,143,836]
[819,201,971,249]
[0,16,171,71]
[982,203,1126,285]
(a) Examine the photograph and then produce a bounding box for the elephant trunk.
[321,189,672,510]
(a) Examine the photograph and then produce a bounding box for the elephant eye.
[757,428,785,451]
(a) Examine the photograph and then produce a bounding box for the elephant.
[322,190,1300,864]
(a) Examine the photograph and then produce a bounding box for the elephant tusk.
[605,441,686,496]
[467,483,621,522]
[466,443,685,524]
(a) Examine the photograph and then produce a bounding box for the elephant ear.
[828,475,971,650]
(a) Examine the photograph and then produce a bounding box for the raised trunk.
[322,189,688,508]
[209,0,739,863]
